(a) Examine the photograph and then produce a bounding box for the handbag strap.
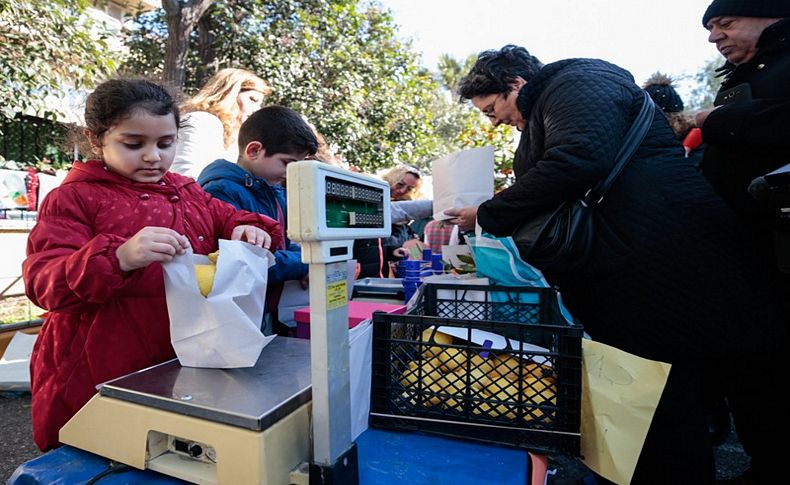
[587,90,655,203]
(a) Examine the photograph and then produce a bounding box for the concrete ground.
[1,393,39,481]
[2,391,749,483]
[549,431,749,483]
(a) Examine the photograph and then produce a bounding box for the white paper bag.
[349,320,373,440]
[163,239,276,368]
[431,146,495,220]
[0,331,38,391]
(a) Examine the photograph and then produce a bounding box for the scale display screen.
[325,176,385,229]
[287,161,391,243]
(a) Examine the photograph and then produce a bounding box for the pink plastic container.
[294,301,406,339]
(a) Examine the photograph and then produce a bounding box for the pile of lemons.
[399,327,557,422]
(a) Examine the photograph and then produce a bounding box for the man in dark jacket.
[696,5,790,482]
[697,0,790,317]
[446,44,787,484]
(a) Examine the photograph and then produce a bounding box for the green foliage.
[123,0,439,172]
[122,0,515,177]
[0,114,73,170]
[687,56,725,110]
[436,53,476,98]
[0,0,118,120]
[256,0,444,173]
[435,53,516,190]
[120,7,168,81]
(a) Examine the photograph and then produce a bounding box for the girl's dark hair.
[84,79,180,142]
[458,45,544,100]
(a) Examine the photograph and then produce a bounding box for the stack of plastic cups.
[394,257,406,279]
[431,253,443,275]
[420,248,434,278]
[402,259,422,304]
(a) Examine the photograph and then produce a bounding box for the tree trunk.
[161,0,213,90]
[195,15,217,89]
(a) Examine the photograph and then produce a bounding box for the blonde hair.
[382,165,423,200]
[181,68,271,149]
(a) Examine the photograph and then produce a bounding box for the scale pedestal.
[60,337,312,485]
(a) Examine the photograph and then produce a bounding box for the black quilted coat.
[477,58,786,483]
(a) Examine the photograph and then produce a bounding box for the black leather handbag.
[512,91,655,273]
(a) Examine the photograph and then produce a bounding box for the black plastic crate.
[370,283,583,455]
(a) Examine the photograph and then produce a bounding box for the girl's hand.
[444,206,478,231]
[231,225,271,249]
[116,227,191,271]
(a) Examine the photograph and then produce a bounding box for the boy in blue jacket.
[198,106,318,335]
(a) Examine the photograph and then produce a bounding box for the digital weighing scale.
[60,337,312,484]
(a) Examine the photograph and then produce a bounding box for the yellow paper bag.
[580,340,671,484]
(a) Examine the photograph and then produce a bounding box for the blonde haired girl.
[172,68,272,178]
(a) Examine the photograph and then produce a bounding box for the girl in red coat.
[22,79,283,451]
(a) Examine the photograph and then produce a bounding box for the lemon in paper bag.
[195,263,217,297]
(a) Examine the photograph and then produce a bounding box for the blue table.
[357,428,540,485]
[7,445,187,484]
[10,429,542,484]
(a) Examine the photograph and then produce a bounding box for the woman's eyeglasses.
[481,93,505,118]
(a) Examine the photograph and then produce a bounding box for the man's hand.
[695,107,718,127]
[116,227,190,272]
[443,206,478,231]
[231,225,272,249]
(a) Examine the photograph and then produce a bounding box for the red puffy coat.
[23,160,283,451]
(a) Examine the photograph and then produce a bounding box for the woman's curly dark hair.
[458,45,544,100]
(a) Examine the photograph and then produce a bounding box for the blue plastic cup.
[431,253,443,274]
[402,279,421,303]
[422,248,432,261]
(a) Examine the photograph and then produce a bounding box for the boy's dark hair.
[458,45,544,100]
[238,106,318,157]
[84,79,180,141]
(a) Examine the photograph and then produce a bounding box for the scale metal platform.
[60,337,313,485]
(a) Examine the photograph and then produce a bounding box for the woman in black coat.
[446,45,786,484]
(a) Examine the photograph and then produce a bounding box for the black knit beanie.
[643,73,684,113]
[702,0,790,27]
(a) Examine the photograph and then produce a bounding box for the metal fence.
[0,115,72,168]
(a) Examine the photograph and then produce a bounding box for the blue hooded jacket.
[198,159,308,286]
